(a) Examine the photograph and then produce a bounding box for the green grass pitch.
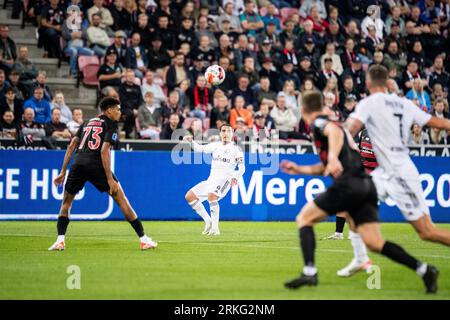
[0,221,449,299]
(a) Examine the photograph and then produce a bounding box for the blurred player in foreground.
[339,65,450,278]
[184,124,245,235]
[49,97,157,251]
[282,91,438,294]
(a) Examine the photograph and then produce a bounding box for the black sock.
[129,218,145,238]
[299,226,316,267]
[57,216,70,236]
[381,241,421,271]
[335,216,346,233]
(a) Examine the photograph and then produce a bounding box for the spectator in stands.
[408,123,430,145]
[160,113,182,140]
[119,69,144,138]
[339,75,360,108]
[258,102,275,130]
[125,33,148,79]
[191,35,216,70]
[234,34,257,71]
[87,13,112,58]
[306,5,330,35]
[177,17,197,49]
[322,77,339,105]
[279,19,298,48]
[155,14,176,56]
[261,4,281,33]
[196,15,218,49]
[431,98,449,119]
[166,52,189,92]
[256,76,277,111]
[108,31,128,68]
[239,0,264,37]
[317,57,339,90]
[0,87,23,123]
[231,74,256,110]
[0,65,11,101]
[187,118,204,141]
[280,80,301,119]
[137,91,163,140]
[32,71,52,101]
[270,93,302,140]
[176,78,191,110]
[0,25,17,75]
[429,127,447,144]
[428,55,449,91]
[39,0,65,59]
[297,35,321,70]
[236,56,259,88]
[97,48,123,90]
[406,78,431,111]
[110,0,132,33]
[343,56,365,94]
[147,34,171,72]
[365,25,385,57]
[62,5,95,77]
[324,22,345,54]
[217,2,242,33]
[215,34,237,71]
[189,75,211,120]
[24,87,51,124]
[66,108,84,136]
[20,107,46,140]
[278,59,301,92]
[0,110,21,139]
[361,5,385,39]
[162,90,185,124]
[141,70,166,108]
[340,37,357,71]
[259,57,279,92]
[132,13,152,50]
[340,94,357,120]
[252,112,271,142]
[320,42,343,76]
[384,40,407,75]
[45,107,71,139]
[88,0,114,33]
[12,47,38,89]
[210,94,230,130]
[51,91,72,124]
[299,0,327,20]
[386,5,405,37]
[230,95,252,129]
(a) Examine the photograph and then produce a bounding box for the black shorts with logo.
[314,173,379,226]
[65,162,118,195]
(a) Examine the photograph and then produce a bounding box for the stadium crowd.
[1,0,450,144]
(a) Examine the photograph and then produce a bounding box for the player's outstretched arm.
[280,160,325,175]
[323,123,344,178]
[183,135,216,153]
[54,136,79,186]
[101,141,119,196]
[426,116,450,132]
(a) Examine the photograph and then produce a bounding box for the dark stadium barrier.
[1,150,449,222]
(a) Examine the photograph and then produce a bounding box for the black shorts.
[65,163,118,195]
[314,174,379,226]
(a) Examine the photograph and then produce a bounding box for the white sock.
[349,231,369,263]
[209,200,220,230]
[189,200,211,223]
[140,235,150,243]
[303,265,317,276]
[416,263,428,277]
[57,235,65,243]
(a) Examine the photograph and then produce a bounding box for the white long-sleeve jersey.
[191,141,245,180]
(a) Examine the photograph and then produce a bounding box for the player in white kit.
[184,124,245,235]
[337,65,450,278]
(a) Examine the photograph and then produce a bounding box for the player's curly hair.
[98,97,120,111]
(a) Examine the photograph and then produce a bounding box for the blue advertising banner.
[0,150,449,222]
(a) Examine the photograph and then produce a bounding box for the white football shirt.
[350,92,431,173]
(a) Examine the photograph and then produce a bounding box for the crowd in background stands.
[1,0,450,144]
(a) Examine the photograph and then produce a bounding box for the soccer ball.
[204,65,226,86]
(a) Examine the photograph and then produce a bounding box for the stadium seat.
[77,55,100,88]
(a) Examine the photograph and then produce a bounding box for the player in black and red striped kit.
[281,91,437,293]
[48,97,157,251]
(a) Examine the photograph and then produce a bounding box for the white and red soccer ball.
[205,65,226,86]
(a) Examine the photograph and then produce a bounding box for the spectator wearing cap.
[295,19,321,49]
[87,13,111,57]
[0,25,17,75]
[239,0,264,36]
[119,69,144,138]
[24,87,51,124]
[217,19,240,46]
[270,93,302,140]
[262,4,281,33]
[87,0,114,31]
[132,14,152,50]
[230,95,253,129]
[406,78,431,111]
[299,0,327,20]
[210,94,231,129]
[297,35,321,69]
[0,87,23,124]
[236,56,259,88]
[97,48,123,90]
[278,59,301,92]
[108,31,128,68]
[45,107,71,139]
[38,0,65,59]
[297,56,318,84]
[320,42,343,76]
[231,74,257,110]
[257,37,275,65]
[361,5,385,39]
[383,40,407,75]
[428,55,450,91]
[259,57,279,93]
[342,56,365,93]
[256,76,277,111]
[7,70,27,103]
[317,57,339,90]
[125,33,148,79]
[110,0,132,32]
[62,6,96,77]
[258,21,280,49]
[402,58,426,92]
[147,34,171,71]
[217,2,242,33]
[385,5,405,36]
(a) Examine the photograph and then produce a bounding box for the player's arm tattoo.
[60,136,79,173]
[101,142,114,181]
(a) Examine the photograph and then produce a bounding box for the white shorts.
[190,176,232,202]
[371,168,430,221]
